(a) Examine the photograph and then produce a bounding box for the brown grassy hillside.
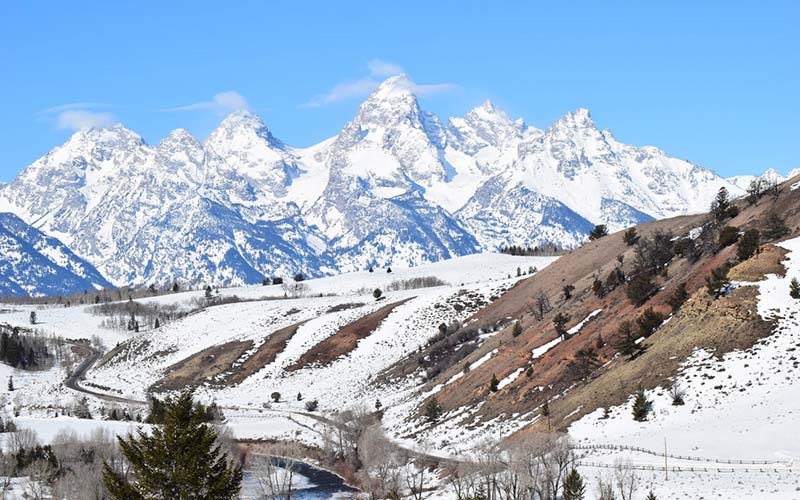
[402,174,800,437]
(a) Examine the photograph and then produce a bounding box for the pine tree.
[489,374,499,392]
[589,224,609,241]
[29,311,36,325]
[424,398,442,423]
[737,229,760,261]
[103,391,242,500]
[562,468,586,500]
[645,491,657,500]
[632,388,651,421]
[7,376,13,391]
[712,187,733,221]
[154,318,160,329]
[553,312,571,339]
[541,400,551,431]
[706,264,731,298]
[790,278,800,299]
[512,321,523,337]
[623,227,639,246]
[666,282,690,313]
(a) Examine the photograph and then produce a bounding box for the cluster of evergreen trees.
[500,243,566,256]
[0,328,53,369]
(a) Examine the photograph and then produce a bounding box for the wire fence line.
[575,444,791,466]
[576,460,798,474]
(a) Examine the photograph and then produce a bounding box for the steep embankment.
[397,174,800,448]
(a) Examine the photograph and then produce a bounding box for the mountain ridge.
[0,75,753,287]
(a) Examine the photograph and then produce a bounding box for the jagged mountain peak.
[548,107,596,133]
[63,124,146,152]
[159,128,201,148]
[206,110,284,151]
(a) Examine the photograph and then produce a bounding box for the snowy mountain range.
[0,75,760,289]
[0,212,110,296]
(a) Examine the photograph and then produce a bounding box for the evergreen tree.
[666,282,689,313]
[632,388,651,421]
[541,400,551,431]
[763,211,789,241]
[588,224,609,241]
[622,227,639,246]
[154,318,160,329]
[562,284,575,300]
[562,468,586,500]
[645,492,657,500]
[374,398,382,411]
[626,273,656,306]
[7,376,13,391]
[636,308,664,338]
[512,321,523,337]
[712,187,735,221]
[706,264,731,298]
[553,312,571,339]
[29,311,36,325]
[614,321,641,358]
[424,398,442,423]
[790,278,800,299]
[737,229,760,261]
[103,391,242,500]
[489,373,499,392]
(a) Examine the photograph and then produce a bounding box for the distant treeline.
[500,243,567,256]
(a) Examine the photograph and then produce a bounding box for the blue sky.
[1,1,797,181]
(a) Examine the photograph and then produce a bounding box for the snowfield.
[0,253,555,448]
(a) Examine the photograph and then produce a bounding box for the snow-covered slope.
[0,75,743,287]
[0,212,111,296]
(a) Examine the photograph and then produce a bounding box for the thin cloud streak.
[161,91,250,114]
[303,59,458,107]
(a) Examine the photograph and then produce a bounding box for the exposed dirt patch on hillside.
[728,244,788,281]
[223,321,307,385]
[286,298,413,372]
[153,340,253,392]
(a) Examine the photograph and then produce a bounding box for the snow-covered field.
[0,253,555,448]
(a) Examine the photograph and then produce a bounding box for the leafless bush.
[613,458,639,500]
[529,291,552,321]
[358,425,402,500]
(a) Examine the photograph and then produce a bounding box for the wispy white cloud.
[37,102,117,131]
[303,59,458,108]
[38,102,111,115]
[161,91,250,114]
[55,110,116,130]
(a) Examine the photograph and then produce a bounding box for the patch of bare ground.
[286,298,413,372]
[222,321,306,385]
[152,340,253,392]
[728,244,788,281]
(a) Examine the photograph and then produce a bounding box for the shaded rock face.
[0,76,740,287]
[0,212,111,296]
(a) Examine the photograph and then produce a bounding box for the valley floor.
[2,248,800,498]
